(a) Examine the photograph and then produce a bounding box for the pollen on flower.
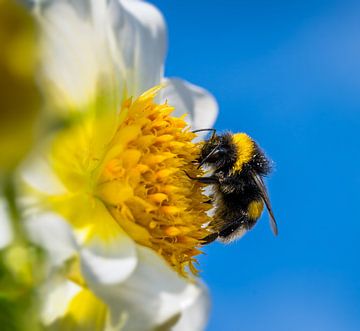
[95,87,212,275]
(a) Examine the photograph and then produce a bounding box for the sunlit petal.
[35,0,121,111]
[34,0,167,113]
[0,199,13,249]
[25,212,77,267]
[21,154,67,195]
[41,278,82,326]
[173,282,211,331]
[80,233,137,286]
[90,246,203,331]
[161,78,218,136]
[110,0,167,97]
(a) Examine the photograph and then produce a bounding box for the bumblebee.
[187,129,278,244]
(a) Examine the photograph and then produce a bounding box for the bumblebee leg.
[201,232,219,245]
[184,171,219,184]
[219,223,242,238]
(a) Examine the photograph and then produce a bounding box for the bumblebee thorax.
[232,133,254,173]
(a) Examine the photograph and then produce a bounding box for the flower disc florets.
[48,87,211,275]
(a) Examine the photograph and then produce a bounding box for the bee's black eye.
[209,148,225,160]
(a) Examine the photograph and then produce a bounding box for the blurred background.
[153,1,360,330]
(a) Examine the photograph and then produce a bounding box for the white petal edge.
[25,212,77,267]
[109,0,167,97]
[36,0,110,110]
[173,282,211,331]
[33,0,167,110]
[80,231,137,286]
[161,78,218,137]
[21,154,67,195]
[89,246,204,331]
[41,278,82,326]
[0,199,14,249]
[41,276,126,331]
[25,209,138,286]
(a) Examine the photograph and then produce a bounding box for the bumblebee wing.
[251,172,278,236]
[268,209,278,236]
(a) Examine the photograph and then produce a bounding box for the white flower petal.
[37,0,110,110]
[35,0,166,110]
[25,212,77,266]
[41,276,124,331]
[89,246,203,331]
[80,232,137,286]
[161,78,218,136]
[21,155,66,195]
[0,199,13,249]
[110,0,167,96]
[41,278,82,326]
[173,282,211,331]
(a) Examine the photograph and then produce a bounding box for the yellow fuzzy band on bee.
[247,200,264,220]
[232,133,254,172]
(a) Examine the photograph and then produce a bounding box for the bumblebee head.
[198,132,271,175]
[198,132,237,170]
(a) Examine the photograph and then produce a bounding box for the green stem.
[2,175,27,243]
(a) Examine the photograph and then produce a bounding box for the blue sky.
[152,1,360,330]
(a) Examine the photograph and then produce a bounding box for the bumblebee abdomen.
[247,200,264,220]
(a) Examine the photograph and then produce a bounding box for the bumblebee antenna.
[192,128,216,133]
[192,128,217,139]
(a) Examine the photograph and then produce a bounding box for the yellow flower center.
[48,87,211,275]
